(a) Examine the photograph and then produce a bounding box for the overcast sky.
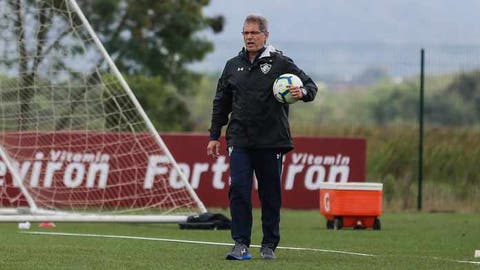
[193,1,480,74]
[203,0,480,45]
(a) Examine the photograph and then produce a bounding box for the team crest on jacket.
[260,63,272,74]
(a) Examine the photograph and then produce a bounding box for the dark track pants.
[228,147,283,249]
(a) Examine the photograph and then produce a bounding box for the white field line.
[22,231,374,257]
[453,260,480,265]
[431,256,480,266]
[21,231,480,265]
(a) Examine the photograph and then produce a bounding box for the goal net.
[0,0,206,222]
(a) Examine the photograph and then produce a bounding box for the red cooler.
[319,182,383,230]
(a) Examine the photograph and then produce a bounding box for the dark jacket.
[209,45,317,153]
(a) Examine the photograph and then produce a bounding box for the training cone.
[39,222,56,228]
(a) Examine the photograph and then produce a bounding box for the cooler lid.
[318,182,383,191]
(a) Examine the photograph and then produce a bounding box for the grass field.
[0,210,479,269]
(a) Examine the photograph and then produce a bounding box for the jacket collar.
[258,45,277,59]
[240,45,278,61]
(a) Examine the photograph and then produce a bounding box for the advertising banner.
[0,133,366,209]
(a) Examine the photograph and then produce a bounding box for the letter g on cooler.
[323,192,331,212]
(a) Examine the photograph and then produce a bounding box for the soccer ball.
[272,73,303,104]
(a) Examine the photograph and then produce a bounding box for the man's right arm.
[209,64,233,141]
[207,64,232,158]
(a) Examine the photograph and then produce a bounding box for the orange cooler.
[319,182,383,230]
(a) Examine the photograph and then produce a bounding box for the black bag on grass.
[179,213,231,230]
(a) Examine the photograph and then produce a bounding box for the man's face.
[242,22,268,53]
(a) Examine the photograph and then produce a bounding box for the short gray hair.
[244,14,268,33]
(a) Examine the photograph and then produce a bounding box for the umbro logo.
[237,67,244,71]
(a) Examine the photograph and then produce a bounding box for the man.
[207,14,317,260]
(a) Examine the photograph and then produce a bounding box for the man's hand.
[207,140,221,159]
[288,85,304,99]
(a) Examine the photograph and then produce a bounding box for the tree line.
[0,0,223,131]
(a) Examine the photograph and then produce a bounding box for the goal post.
[0,0,207,222]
